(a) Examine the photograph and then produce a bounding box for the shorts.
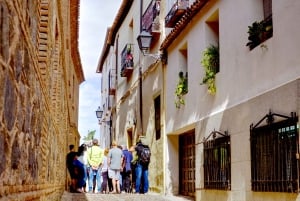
[108,169,121,180]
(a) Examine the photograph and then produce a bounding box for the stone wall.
[0,0,82,200]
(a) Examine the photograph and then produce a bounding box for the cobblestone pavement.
[60,191,194,201]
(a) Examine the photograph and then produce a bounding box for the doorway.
[179,130,195,197]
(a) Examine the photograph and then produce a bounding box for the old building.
[97,0,300,200]
[0,0,83,200]
[161,0,300,200]
[97,0,166,193]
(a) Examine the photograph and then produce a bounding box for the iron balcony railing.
[120,44,134,77]
[165,0,189,28]
[142,0,161,33]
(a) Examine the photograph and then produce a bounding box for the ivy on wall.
[200,45,219,95]
[175,71,188,108]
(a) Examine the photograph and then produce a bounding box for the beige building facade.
[0,0,84,200]
[161,0,300,200]
[98,0,300,200]
[97,0,166,194]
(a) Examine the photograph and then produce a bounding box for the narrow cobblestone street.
[60,191,194,201]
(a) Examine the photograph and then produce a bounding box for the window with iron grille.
[250,112,299,192]
[204,131,231,190]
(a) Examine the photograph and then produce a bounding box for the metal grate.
[120,44,134,77]
[203,131,231,190]
[250,112,299,192]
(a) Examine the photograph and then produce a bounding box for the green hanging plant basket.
[175,71,188,108]
[200,45,219,95]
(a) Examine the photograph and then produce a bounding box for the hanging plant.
[175,71,188,108]
[200,45,219,95]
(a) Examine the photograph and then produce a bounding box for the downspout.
[108,70,112,147]
[139,0,144,135]
[111,35,119,146]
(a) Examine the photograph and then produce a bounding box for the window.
[250,112,299,192]
[179,43,188,92]
[262,0,272,39]
[154,95,161,140]
[263,0,272,19]
[142,0,160,33]
[120,43,134,77]
[108,69,116,95]
[205,10,219,73]
[204,131,231,190]
[246,0,273,50]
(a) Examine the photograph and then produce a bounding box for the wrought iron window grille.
[250,110,299,192]
[203,130,231,190]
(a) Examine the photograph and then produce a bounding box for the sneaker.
[75,188,84,193]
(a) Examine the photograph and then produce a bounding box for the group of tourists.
[66,138,151,194]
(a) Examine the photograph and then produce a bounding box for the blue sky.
[78,1,122,140]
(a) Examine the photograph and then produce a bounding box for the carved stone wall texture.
[0,0,83,200]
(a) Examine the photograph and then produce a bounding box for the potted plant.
[175,71,188,108]
[246,19,273,50]
[200,45,219,95]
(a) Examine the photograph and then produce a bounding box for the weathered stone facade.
[0,0,83,200]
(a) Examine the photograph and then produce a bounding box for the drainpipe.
[139,0,144,136]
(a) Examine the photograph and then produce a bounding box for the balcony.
[165,0,189,28]
[142,0,161,33]
[120,44,134,77]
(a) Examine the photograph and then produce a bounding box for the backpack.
[139,145,151,164]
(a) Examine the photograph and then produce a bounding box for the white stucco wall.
[164,0,300,200]
[165,0,300,135]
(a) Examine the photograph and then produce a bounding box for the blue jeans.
[83,165,87,184]
[135,163,149,193]
[88,167,102,192]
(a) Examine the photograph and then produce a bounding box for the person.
[73,151,85,193]
[87,139,104,193]
[117,145,123,191]
[135,140,151,194]
[108,140,124,194]
[121,145,133,193]
[66,144,77,192]
[129,145,138,193]
[100,148,109,193]
[77,144,88,192]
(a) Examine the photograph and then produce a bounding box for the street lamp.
[137,29,152,53]
[95,106,103,124]
[137,29,167,62]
